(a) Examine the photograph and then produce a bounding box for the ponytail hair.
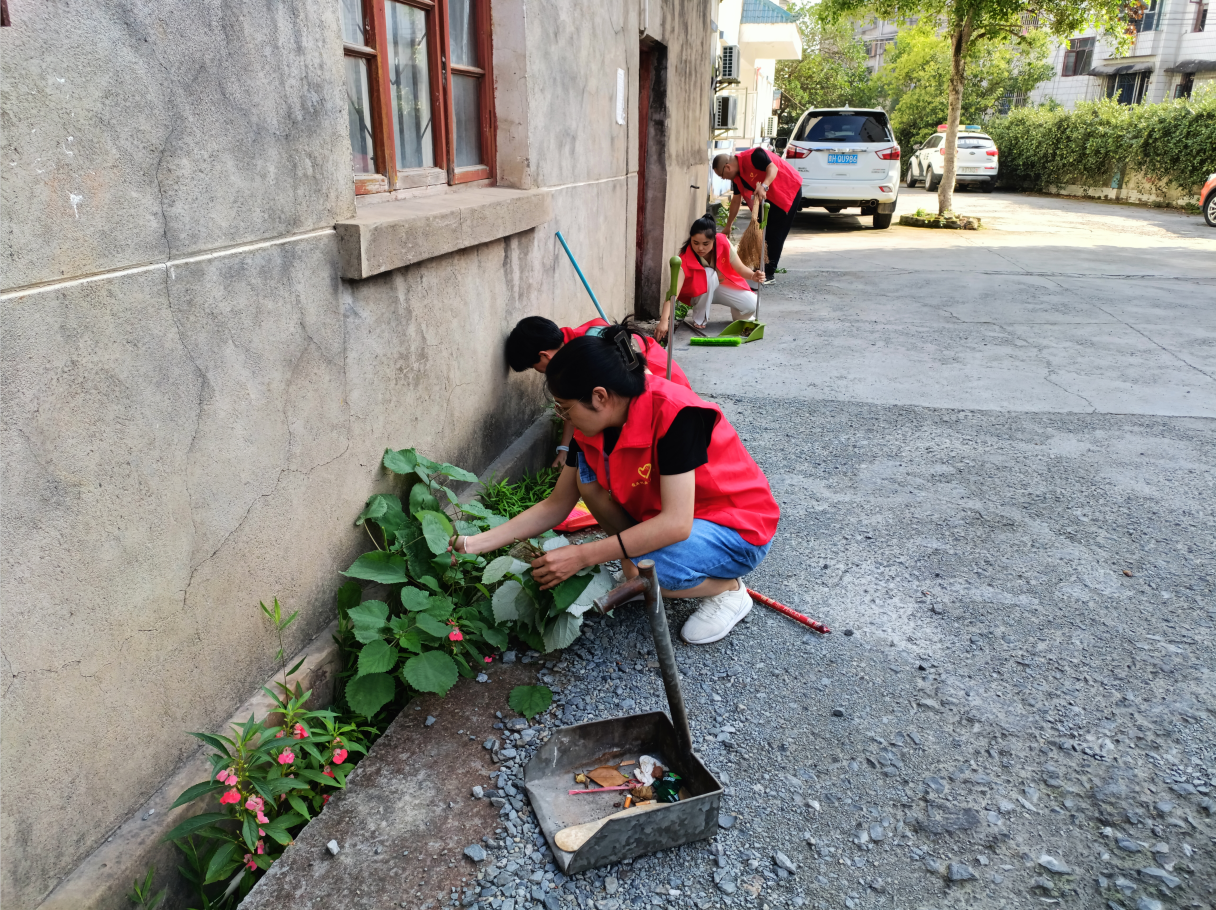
[546,321,647,404]
[680,214,718,255]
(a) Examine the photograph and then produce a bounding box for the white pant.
[687,269,758,326]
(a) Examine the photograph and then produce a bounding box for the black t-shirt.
[566,407,718,476]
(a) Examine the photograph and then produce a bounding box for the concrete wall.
[0,0,710,907]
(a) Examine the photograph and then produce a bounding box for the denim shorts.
[642,519,773,591]
[576,453,772,589]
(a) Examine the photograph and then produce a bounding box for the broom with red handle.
[746,588,831,634]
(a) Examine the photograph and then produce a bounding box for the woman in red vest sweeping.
[452,326,779,644]
[656,215,763,338]
[714,147,803,283]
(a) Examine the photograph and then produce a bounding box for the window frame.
[1195,1,1209,32]
[342,0,495,195]
[1061,37,1095,77]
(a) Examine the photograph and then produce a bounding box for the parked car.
[783,106,900,229]
[1203,172,1216,227]
[906,125,998,192]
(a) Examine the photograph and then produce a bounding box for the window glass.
[924,135,941,149]
[386,1,435,169]
[957,136,994,148]
[795,114,891,143]
[340,0,368,46]
[448,0,478,67]
[345,56,377,172]
[452,73,483,166]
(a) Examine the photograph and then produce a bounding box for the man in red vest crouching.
[713,147,803,283]
[507,315,691,465]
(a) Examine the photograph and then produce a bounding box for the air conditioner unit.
[762,116,778,138]
[714,95,738,130]
[719,45,741,83]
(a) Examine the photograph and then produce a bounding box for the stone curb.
[37,410,555,910]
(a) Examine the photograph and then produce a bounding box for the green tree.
[775,5,878,135]
[875,21,1053,162]
[818,0,1130,214]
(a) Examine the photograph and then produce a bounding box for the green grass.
[479,467,562,519]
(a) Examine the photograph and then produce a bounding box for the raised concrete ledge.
[335,187,552,280]
[37,412,554,910]
[38,621,342,910]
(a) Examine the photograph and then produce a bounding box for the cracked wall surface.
[1,0,711,905]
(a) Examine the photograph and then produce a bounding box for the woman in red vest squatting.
[453,326,779,644]
[507,315,691,465]
[713,146,803,283]
[656,215,763,338]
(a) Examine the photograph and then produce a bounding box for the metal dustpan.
[523,561,722,874]
[718,200,769,343]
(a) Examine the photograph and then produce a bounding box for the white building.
[712,0,803,159]
[1031,0,1215,107]
[855,17,915,73]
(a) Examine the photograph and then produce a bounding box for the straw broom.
[735,200,765,271]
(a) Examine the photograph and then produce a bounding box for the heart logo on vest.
[637,464,652,480]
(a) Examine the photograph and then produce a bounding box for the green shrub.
[985,91,1216,193]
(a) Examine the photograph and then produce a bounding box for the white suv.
[907,126,999,192]
[783,107,900,229]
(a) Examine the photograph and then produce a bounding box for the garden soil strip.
[239,660,544,910]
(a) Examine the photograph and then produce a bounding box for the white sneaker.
[680,582,752,645]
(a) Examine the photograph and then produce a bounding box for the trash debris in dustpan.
[632,755,663,786]
[653,771,683,803]
[629,784,655,801]
[569,784,633,795]
[588,766,629,788]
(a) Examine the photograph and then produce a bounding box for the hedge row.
[983,90,1216,194]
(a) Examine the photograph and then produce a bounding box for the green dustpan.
[719,318,766,342]
[718,201,769,343]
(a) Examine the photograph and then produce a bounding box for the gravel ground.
[454,398,1214,910]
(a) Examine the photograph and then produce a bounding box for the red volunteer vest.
[677,233,749,304]
[572,375,779,546]
[733,149,801,213]
[561,318,691,389]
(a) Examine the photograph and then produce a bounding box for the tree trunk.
[939,13,973,215]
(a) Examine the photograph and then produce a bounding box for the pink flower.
[244,853,257,871]
[322,794,331,805]
[216,768,238,786]
[258,827,265,836]
[275,730,285,738]
[484,656,493,663]
[277,748,295,766]
[257,810,269,824]
[332,748,348,765]
[323,767,335,778]
[448,628,463,641]
[256,839,265,855]
[292,723,308,739]
[245,796,264,813]
[220,788,241,806]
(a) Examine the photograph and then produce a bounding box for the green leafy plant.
[127,865,166,909]
[337,450,603,718]
[509,685,554,719]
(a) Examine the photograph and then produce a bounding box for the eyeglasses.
[544,389,574,421]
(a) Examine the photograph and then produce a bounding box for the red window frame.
[342,0,495,195]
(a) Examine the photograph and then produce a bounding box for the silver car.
[907,126,999,192]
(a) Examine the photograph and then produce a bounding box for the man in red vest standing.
[713,147,803,283]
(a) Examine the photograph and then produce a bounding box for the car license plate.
[960,167,980,174]
[828,154,857,165]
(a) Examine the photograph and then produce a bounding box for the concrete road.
[685,187,1216,417]
[598,190,1216,909]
